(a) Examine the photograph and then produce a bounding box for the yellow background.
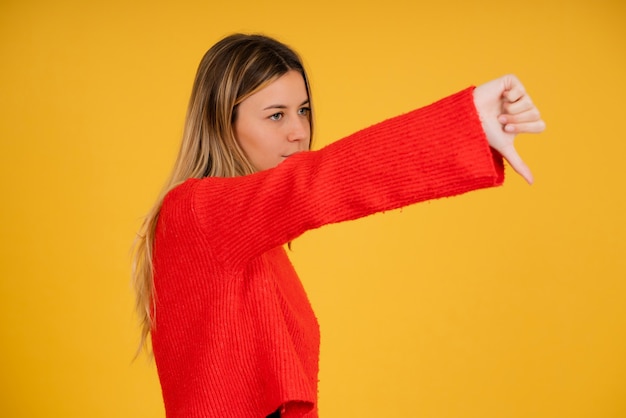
[1,0,625,416]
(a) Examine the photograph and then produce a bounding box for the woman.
[132,33,545,417]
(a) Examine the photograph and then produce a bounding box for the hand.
[473,74,546,184]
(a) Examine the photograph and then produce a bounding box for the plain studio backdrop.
[1,0,624,417]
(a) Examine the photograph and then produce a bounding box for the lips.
[282,151,305,158]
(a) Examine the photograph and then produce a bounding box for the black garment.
[266,409,280,418]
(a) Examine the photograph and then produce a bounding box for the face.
[234,70,311,172]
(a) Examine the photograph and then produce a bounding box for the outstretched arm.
[473,74,546,184]
[186,88,502,269]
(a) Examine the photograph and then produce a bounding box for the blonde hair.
[131,34,313,355]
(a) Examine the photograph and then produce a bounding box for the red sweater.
[151,87,505,417]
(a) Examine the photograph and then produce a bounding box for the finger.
[502,95,534,114]
[499,108,542,124]
[499,143,534,184]
[502,75,526,103]
[503,119,546,134]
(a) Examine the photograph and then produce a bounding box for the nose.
[287,115,310,143]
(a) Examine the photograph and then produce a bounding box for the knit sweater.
[151,87,505,418]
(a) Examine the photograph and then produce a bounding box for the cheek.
[235,123,259,153]
[235,127,278,169]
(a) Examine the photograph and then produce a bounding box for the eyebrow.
[263,99,310,111]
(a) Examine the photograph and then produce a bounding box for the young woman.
[132,33,545,418]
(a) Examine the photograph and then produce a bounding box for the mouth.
[282,151,304,158]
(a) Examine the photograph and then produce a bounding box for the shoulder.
[161,178,205,212]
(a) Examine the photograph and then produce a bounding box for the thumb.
[498,143,534,185]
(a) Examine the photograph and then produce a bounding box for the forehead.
[243,70,309,107]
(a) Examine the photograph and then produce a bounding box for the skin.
[473,74,546,184]
[234,71,546,183]
[234,70,311,172]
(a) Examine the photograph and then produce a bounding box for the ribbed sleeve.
[151,87,504,418]
[191,87,503,270]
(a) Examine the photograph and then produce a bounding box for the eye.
[269,112,283,121]
[298,107,311,116]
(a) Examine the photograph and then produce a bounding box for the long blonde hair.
[131,34,313,354]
